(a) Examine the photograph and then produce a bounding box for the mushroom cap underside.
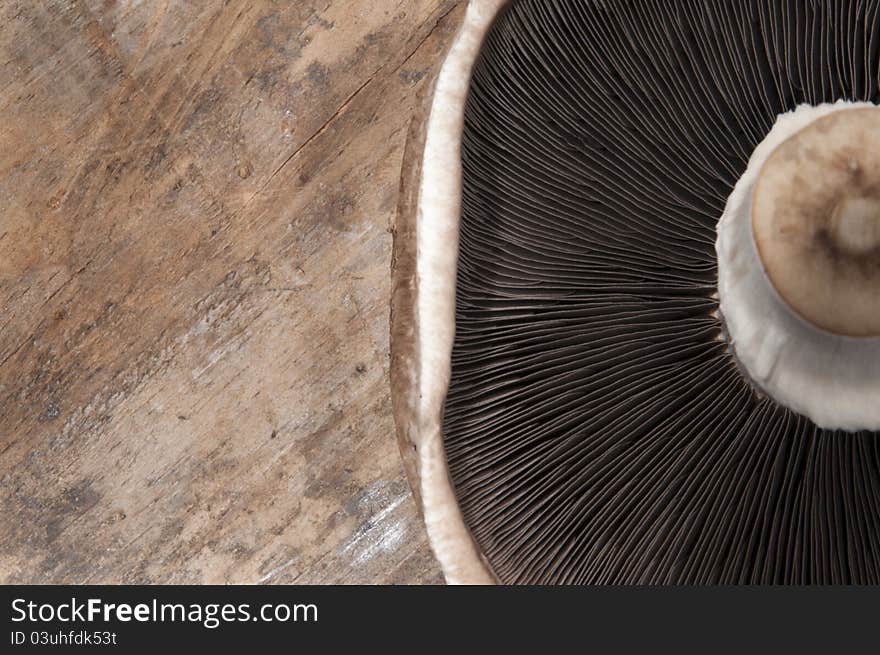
[393,0,880,585]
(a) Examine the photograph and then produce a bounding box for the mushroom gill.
[434,0,880,584]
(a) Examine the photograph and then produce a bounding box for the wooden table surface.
[0,0,464,584]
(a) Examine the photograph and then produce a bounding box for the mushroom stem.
[750,106,880,338]
[832,195,880,255]
[717,101,880,431]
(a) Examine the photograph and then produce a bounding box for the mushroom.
[392,0,880,584]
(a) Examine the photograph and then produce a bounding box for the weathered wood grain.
[0,0,465,584]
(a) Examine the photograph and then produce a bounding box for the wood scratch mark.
[341,493,408,566]
[392,1,461,75]
[256,555,299,584]
[239,74,378,214]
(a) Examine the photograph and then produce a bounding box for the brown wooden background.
[0,0,464,584]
